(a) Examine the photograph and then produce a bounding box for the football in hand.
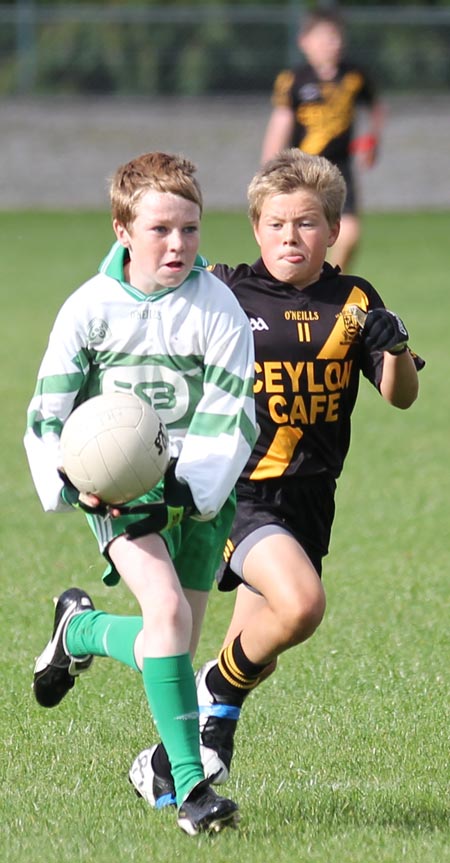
[60,392,170,504]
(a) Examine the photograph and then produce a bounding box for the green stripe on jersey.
[189,407,257,447]
[33,371,85,396]
[89,349,203,372]
[26,413,63,438]
[204,365,255,399]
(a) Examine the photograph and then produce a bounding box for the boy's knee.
[141,587,191,631]
[280,585,326,645]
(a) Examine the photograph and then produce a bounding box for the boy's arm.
[176,301,257,520]
[379,351,419,409]
[261,106,295,164]
[24,302,88,512]
[24,428,71,513]
[351,100,386,169]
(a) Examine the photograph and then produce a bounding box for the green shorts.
[85,483,236,592]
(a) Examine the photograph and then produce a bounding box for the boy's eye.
[183,226,199,234]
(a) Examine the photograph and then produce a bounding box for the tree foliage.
[1,3,450,94]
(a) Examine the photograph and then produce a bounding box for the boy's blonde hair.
[248,149,346,227]
[110,152,203,228]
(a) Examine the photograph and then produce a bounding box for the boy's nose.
[169,230,184,249]
[283,224,297,242]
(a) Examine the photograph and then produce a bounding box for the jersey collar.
[99,241,208,301]
[252,257,340,289]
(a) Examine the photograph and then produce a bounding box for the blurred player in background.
[130,149,423,805]
[261,7,385,271]
[24,151,257,836]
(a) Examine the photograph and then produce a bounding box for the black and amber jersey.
[271,60,376,164]
[210,260,403,482]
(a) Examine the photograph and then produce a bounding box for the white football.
[60,392,170,504]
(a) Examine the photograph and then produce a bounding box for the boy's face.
[113,190,201,294]
[253,189,340,290]
[298,22,343,69]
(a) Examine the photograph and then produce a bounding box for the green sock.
[66,611,142,672]
[142,654,203,805]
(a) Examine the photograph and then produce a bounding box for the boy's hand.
[121,503,186,539]
[349,133,379,168]
[58,469,107,515]
[114,460,196,539]
[362,308,409,355]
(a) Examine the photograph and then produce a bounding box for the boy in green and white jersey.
[24,151,257,836]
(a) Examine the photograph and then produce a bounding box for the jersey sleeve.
[271,69,296,108]
[174,285,257,520]
[24,294,90,512]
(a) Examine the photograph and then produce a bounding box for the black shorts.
[217,474,336,592]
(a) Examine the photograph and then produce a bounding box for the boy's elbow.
[392,381,419,410]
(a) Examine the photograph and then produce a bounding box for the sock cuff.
[142,653,192,682]
[218,634,268,691]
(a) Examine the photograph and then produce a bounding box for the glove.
[362,308,409,355]
[58,469,108,515]
[116,460,196,540]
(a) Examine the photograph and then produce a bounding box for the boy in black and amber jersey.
[211,259,383,485]
[261,8,385,271]
[129,151,423,807]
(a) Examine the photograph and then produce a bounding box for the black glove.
[362,308,409,354]
[117,460,196,540]
[58,469,108,515]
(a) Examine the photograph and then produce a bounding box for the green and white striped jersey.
[25,243,257,518]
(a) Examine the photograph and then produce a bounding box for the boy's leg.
[128,503,237,803]
[60,497,204,802]
[67,610,142,670]
[198,534,325,782]
[197,625,269,784]
[111,533,239,832]
[32,530,207,802]
[107,531,238,826]
[75,531,200,806]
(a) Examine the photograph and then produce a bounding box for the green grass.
[1,210,449,862]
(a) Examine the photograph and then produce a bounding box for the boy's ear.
[113,218,131,248]
[328,221,341,248]
[252,221,261,248]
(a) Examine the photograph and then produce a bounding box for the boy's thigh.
[85,489,236,590]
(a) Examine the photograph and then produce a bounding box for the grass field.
[1,210,449,862]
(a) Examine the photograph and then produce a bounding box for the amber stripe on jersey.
[250,425,304,480]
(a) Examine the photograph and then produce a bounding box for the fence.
[1,4,450,96]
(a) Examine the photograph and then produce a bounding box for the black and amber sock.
[207,634,270,707]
